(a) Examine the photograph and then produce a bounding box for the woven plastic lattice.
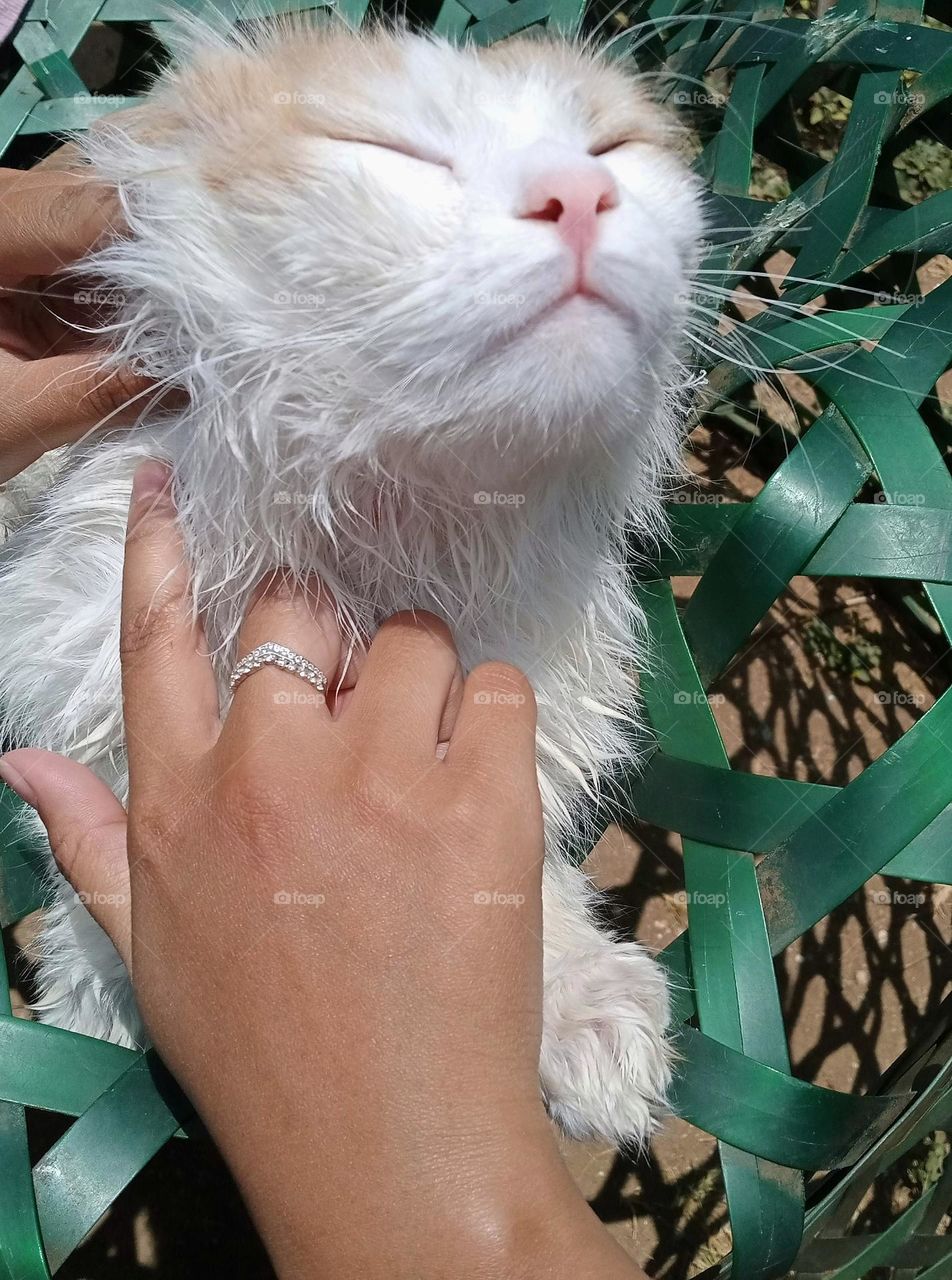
[1,2,951,1277]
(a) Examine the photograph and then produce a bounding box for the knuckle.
[120,593,184,665]
[214,766,294,845]
[378,610,455,653]
[85,363,148,421]
[443,787,488,837]
[469,661,534,708]
[346,765,402,829]
[128,801,171,873]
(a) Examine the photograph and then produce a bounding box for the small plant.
[894,139,952,205]
[906,1131,949,1196]
[803,616,882,681]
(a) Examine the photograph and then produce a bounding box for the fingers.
[0,353,154,482]
[122,462,220,782]
[445,662,538,778]
[345,612,461,757]
[0,168,123,283]
[0,749,132,969]
[225,571,342,741]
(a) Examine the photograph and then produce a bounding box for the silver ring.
[230,643,327,695]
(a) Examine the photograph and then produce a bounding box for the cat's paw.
[539,938,672,1148]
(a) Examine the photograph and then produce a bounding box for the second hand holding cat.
[0,166,154,481]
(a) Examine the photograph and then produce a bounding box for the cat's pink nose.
[520,166,618,267]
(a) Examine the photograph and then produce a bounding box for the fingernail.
[0,757,39,808]
[129,460,173,527]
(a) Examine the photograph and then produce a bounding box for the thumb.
[0,748,132,969]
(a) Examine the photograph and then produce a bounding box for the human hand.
[0,166,153,482]
[0,461,642,1279]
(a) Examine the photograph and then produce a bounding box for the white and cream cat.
[0,20,703,1146]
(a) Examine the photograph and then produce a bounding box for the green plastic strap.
[793,70,902,281]
[805,349,952,642]
[759,687,952,952]
[823,189,952,292]
[32,1053,192,1273]
[687,845,805,1276]
[622,753,952,885]
[623,752,838,853]
[706,305,913,403]
[820,1180,937,1280]
[641,579,805,1275]
[0,1018,140,1116]
[0,1105,49,1280]
[712,62,764,196]
[682,408,871,685]
[659,501,952,583]
[13,23,88,98]
[0,947,49,1280]
[668,1024,910,1169]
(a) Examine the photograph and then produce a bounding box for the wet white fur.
[0,23,703,1145]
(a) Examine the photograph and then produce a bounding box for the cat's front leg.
[539,856,672,1148]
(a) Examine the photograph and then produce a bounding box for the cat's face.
[93,27,703,486]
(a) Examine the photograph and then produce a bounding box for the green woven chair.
[1,1,950,1276]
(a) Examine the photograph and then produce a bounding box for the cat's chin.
[446,298,659,445]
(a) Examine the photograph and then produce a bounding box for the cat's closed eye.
[588,137,640,157]
[328,134,453,171]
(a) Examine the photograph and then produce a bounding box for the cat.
[0,19,703,1147]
